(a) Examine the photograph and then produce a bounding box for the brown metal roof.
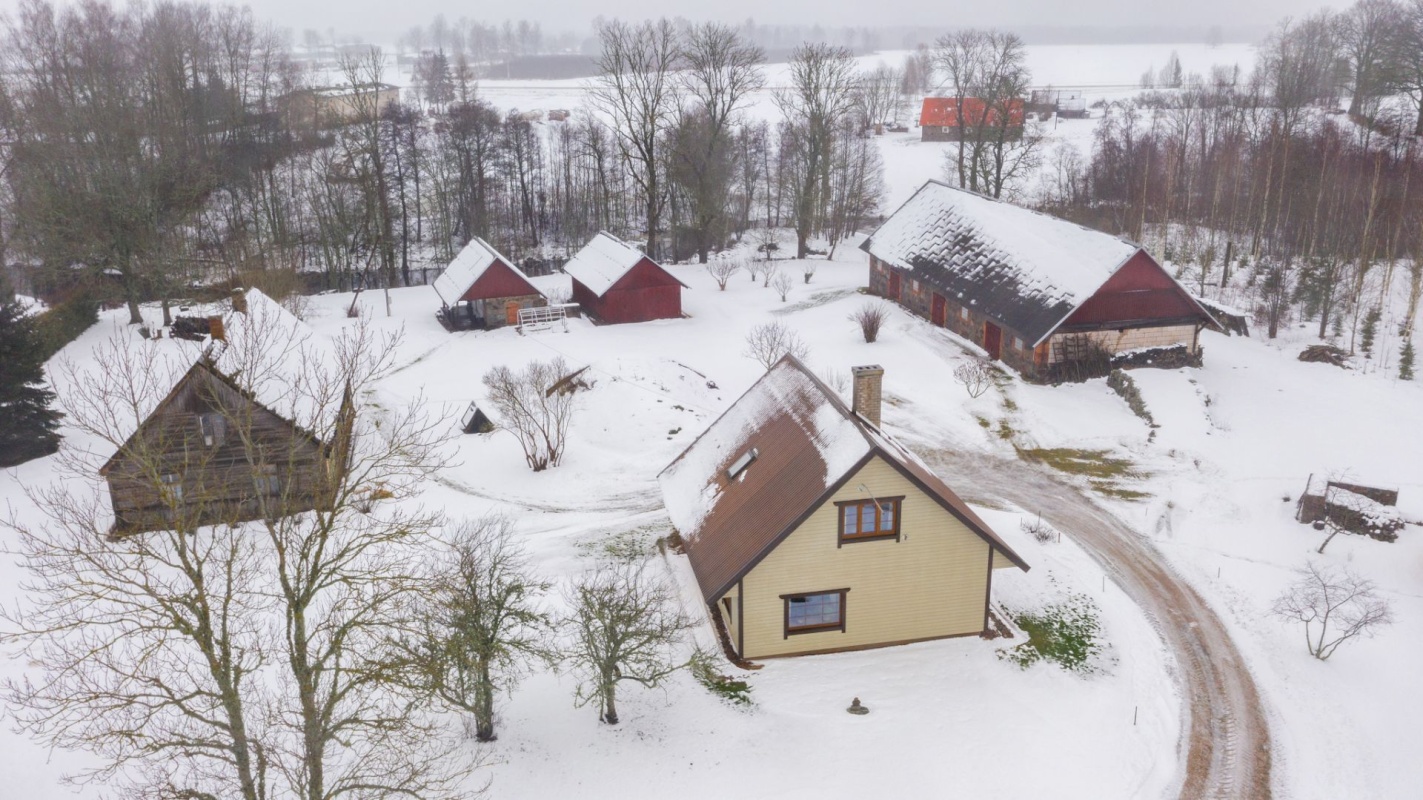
[659,356,1028,603]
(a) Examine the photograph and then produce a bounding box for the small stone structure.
[1297,475,1404,542]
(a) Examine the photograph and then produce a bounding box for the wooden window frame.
[198,412,226,447]
[834,496,904,546]
[780,588,850,638]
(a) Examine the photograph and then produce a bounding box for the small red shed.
[432,237,545,331]
[564,232,688,324]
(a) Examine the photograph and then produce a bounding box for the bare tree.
[564,560,689,725]
[774,43,858,258]
[932,29,1034,198]
[853,63,905,133]
[743,320,810,368]
[482,356,579,471]
[850,301,889,343]
[706,259,740,290]
[412,515,553,742]
[954,358,994,398]
[802,260,819,284]
[673,23,764,263]
[770,267,795,301]
[2,309,470,799]
[592,19,681,259]
[1271,561,1394,660]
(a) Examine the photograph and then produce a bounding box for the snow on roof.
[562,232,649,297]
[432,237,530,306]
[862,180,1141,344]
[659,357,870,542]
[659,356,1028,602]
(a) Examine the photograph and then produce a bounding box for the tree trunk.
[601,685,619,725]
[475,662,496,742]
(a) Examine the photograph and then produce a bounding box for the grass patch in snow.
[1000,594,1105,674]
[1017,447,1148,501]
[580,525,660,562]
[1091,481,1152,501]
[1016,447,1137,479]
[974,415,992,430]
[996,419,1015,441]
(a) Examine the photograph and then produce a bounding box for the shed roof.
[862,180,1150,345]
[920,97,1025,128]
[658,356,1027,602]
[562,232,686,297]
[432,237,540,306]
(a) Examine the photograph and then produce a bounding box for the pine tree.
[1360,307,1381,358]
[0,297,63,467]
[1400,337,1415,381]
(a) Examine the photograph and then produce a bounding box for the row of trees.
[0,3,888,316]
[1037,2,1423,368]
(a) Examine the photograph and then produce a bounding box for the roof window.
[727,448,758,480]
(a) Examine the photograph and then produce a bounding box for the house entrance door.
[983,321,1002,360]
[931,294,947,326]
[505,301,521,326]
[887,271,901,301]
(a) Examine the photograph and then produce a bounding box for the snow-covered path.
[915,447,1272,800]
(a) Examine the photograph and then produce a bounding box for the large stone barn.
[563,232,688,324]
[862,181,1220,382]
[659,358,1028,660]
[432,238,546,331]
[919,97,1025,142]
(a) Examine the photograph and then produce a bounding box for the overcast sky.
[0,0,1346,43]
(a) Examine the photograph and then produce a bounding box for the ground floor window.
[782,589,849,637]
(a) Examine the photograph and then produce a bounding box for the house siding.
[1047,324,1198,363]
[731,456,994,659]
[572,258,683,324]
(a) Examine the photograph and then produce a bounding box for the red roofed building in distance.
[918,97,1026,142]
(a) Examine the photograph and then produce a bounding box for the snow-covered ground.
[4,228,1421,797]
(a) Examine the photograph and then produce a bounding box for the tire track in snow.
[918,447,1272,800]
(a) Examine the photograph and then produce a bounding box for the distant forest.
[1,0,1420,357]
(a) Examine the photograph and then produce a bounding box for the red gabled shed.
[564,232,688,324]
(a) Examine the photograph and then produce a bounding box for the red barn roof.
[920,97,1025,128]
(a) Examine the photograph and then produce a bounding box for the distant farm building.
[564,232,687,324]
[433,238,547,331]
[862,181,1220,382]
[1296,476,1405,542]
[281,83,401,127]
[101,291,353,535]
[1028,89,1088,118]
[919,97,1025,141]
[659,358,1028,660]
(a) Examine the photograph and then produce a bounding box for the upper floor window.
[198,413,227,447]
[253,464,280,497]
[836,497,903,544]
[160,472,185,504]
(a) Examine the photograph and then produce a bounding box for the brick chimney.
[851,365,884,428]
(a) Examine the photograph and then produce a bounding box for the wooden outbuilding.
[862,181,1220,382]
[659,358,1028,660]
[919,97,1025,142]
[564,232,687,324]
[100,290,353,535]
[432,237,546,331]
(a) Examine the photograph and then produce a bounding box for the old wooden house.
[659,358,1028,659]
[564,232,687,324]
[861,181,1219,382]
[100,291,353,535]
[919,97,1025,142]
[433,237,546,331]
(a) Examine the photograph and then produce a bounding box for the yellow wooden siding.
[737,456,992,658]
[717,582,742,652]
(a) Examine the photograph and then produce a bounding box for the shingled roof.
[658,356,1028,603]
[861,181,1147,346]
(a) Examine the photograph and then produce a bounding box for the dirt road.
[922,448,1272,800]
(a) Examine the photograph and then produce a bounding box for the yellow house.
[659,357,1028,659]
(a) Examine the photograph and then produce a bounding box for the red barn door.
[983,322,1002,360]
[931,294,947,326]
[888,271,902,301]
